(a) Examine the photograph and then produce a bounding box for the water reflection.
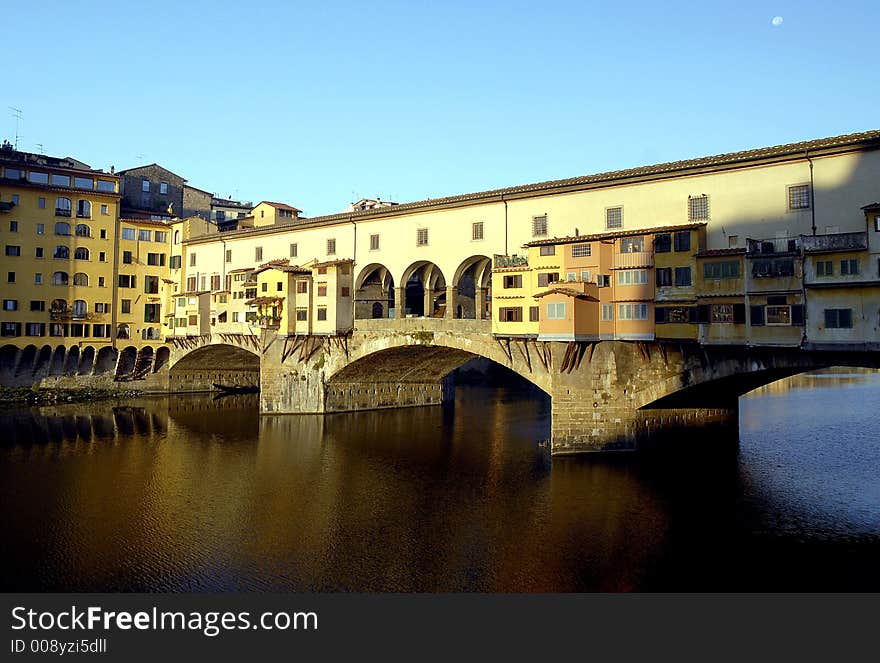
[0,371,879,591]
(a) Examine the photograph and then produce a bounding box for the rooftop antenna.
[9,107,22,150]
[36,143,44,155]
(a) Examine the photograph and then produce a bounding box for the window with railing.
[55,198,71,217]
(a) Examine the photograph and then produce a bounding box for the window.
[3,299,17,311]
[605,206,622,229]
[571,243,591,258]
[52,271,68,285]
[51,174,70,187]
[119,299,131,314]
[416,229,428,246]
[580,270,591,282]
[654,234,672,253]
[142,179,150,192]
[154,231,168,243]
[7,272,14,283]
[173,230,180,244]
[766,305,792,325]
[98,276,105,287]
[674,232,691,252]
[840,259,860,275]
[5,245,20,257]
[296,309,308,321]
[617,270,648,285]
[144,304,160,322]
[317,308,328,321]
[100,229,106,239]
[620,237,644,253]
[1,322,21,337]
[498,307,523,322]
[618,303,648,320]
[537,272,559,287]
[323,238,335,255]
[170,255,181,269]
[503,274,522,289]
[95,303,109,313]
[30,300,45,311]
[529,306,539,322]
[341,287,350,297]
[315,283,327,297]
[74,247,89,260]
[788,184,810,210]
[76,200,91,218]
[317,267,328,275]
[566,272,577,282]
[36,223,44,235]
[688,195,709,221]
[118,275,135,288]
[751,258,794,278]
[101,204,108,215]
[290,243,298,258]
[296,281,308,294]
[472,222,484,241]
[160,181,168,194]
[123,251,133,264]
[816,260,833,276]
[186,276,196,291]
[656,306,692,324]
[728,235,739,248]
[145,276,160,294]
[55,222,71,235]
[824,308,853,329]
[11,194,19,205]
[54,245,70,259]
[656,268,672,287]
[532,215,548,237]
[71,300,87,318]
[28,171,49,184]
[276,281,283,292]
[35,248,43,258]
[122,227,135,240]
[138,229,151,241]
[190,253,197,266]
[261,283,268,292]
[9,220,18,232]
[97,180,115,192]
[225,249,232,263]
[255,246,263,261]
[26,323,45,337]
[75,223,90,237]
[674,267,692,286]
[147,253,165,266]
[602,304,614,321]
[4,168,22,180]
[55,198,71,217]
[703,261,740,279]
[710,303,745,323]
[539,245,555,256]
[546,302,566,319]
[232,312,240,323]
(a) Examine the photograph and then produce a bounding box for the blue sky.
[4,1,878,216]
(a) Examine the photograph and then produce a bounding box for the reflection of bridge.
[154,318,880,454]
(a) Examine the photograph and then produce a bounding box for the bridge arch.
[168,343,260,392]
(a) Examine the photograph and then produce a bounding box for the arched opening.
[134,347,154,377]
[64,345,80,374]
[78,345,95,375]
[0,345,19,378]
[73,274,88,287]
[401,261,446,318]
[49,346,66,376]
[117,324,131,340]
[53,245,70,259]
[169,344,260,392]
[14,344,37,376]
[54,221,70,235]
[76,201,91,219]
[52,271,69,286]
[452,255,492,319]
[74,246,89,260]
[94,346,118,375]
[34,345,53,377]
[355,263,395,320]
[116,346,137,379]
[154,346,171,372]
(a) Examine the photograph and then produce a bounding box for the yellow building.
[0,145,120,350]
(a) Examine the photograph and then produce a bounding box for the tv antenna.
[36,143,44,154]
[9,107,22,150]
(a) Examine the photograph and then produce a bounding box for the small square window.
[788,184,810,210]
[688,195,709,221]
[472,222,484,241]
[416,229,428,246]
[326,238,336,255]
[370,234,379,251]
[532,215,548,237]
[605,207,622,229]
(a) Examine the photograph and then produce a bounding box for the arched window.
[50,299,68,314]
[55,198,71,217]
[53,245,70,259]
[116,324,130,340]
[54,222,71,235]
[74,247,89,260]
[75,224,91,237]
[173,230,180,245]
[72,300,87,318]
[52,271,69,285]
[73,273,89,286]
[76,200,91,218]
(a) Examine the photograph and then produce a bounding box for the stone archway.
[401,261,446,318]
[355,263,395,320]
[169,343,260,392]
[452,255,492,319]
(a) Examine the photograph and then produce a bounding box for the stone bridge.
[153,319,880,454]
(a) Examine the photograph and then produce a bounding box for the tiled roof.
[526,222,708,247]
[312,258,355,268]
[533,287,598,300]
[246,296,284,305]
[260,201,302,213]
[861,202,880,211]
[119,217,171,228]
[697,248,747,257]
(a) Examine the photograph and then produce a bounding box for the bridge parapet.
[355,318,491,335]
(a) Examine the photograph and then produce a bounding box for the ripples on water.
[1,370,878,592]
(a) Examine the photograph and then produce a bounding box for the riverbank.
[0,386,144,407]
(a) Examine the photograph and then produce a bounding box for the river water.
[1,370,879,592]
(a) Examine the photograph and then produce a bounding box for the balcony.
[494,254,529,269]
[747,237,800,255]
[613,251,654,269]
[55,208,71,217]
[801,232,867,253]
